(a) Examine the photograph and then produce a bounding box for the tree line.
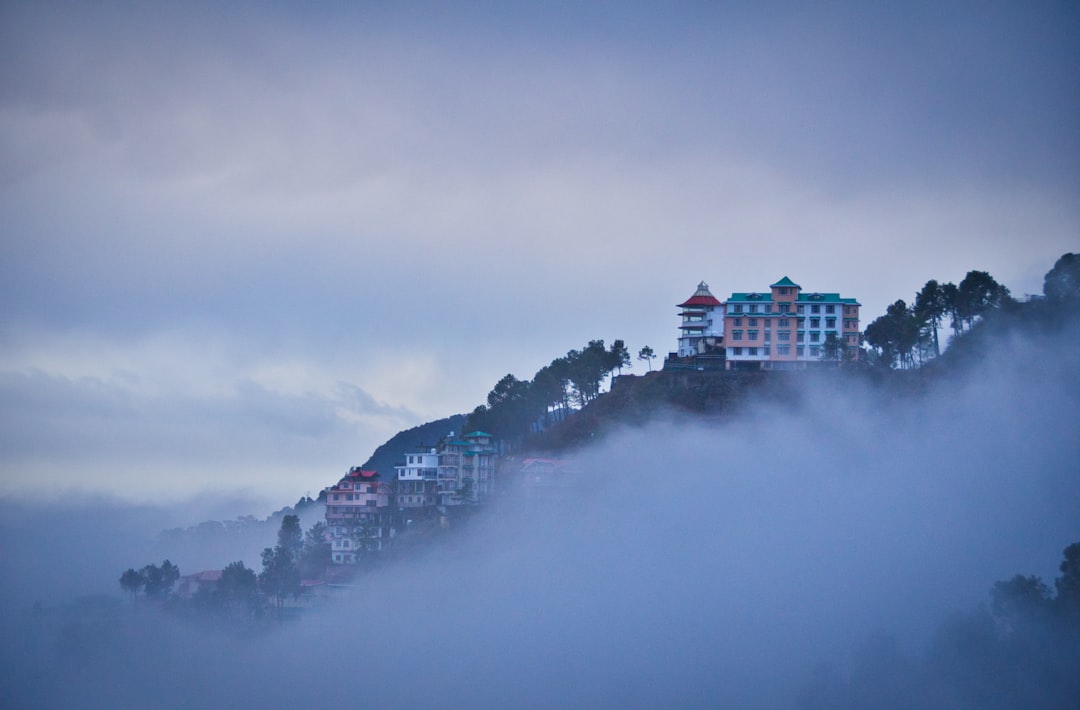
[119,515,331,619]
[798,541,1080,708]
[862,254,1079,369]
[464,338,638,445]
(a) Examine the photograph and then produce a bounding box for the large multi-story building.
[393,449,439,510]
[325,467,395,564]
[436,431,496,505]
[724,276,860,369]
[676,281,725,357]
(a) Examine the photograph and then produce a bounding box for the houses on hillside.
[326,431,498,564]
[669,276,861,370]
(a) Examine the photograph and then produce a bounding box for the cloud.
[1,310,1078,709]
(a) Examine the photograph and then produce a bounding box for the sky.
[1,1,1078,505]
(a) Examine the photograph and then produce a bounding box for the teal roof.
[795,293,860,304]
[465,431,492,438]
[770,276,800,288]
[728,292,774,302]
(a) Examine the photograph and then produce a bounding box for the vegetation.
[464,338,635,447]
[798,542,1080,709]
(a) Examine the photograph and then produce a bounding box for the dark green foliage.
[119,568,142,602]
[954,270,1011,331]
[119,560,179,600]
[359,413,467,476]
[1043,253,1080,302]
[864,300,920,368]
[299,522,332,579]
[637,346,656,371]
[797,542,1080,709]
[215,561,258,612]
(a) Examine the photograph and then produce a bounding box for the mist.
[1,320,1078,708]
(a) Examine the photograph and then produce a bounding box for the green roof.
[465,431,492,438]
[727,292,774,302]
[770,276,800,288]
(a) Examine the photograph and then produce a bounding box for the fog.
[2,321,1078,708]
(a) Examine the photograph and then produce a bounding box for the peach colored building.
[724,276,860,369]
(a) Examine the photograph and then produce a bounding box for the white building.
[676,281,725,357]
[393,449,439,509]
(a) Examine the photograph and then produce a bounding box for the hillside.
[358,413,467,477]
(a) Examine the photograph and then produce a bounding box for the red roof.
[678,281,722,308]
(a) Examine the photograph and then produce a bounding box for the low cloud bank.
[2,322,1078,708]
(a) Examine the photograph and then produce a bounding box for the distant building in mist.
[327,431,499,564]
[325,468,394,564]
[724,276,860,369]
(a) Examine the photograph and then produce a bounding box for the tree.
[609,339,631,376]
[1044,253,1080,302]
[277,514,303,563]
[863,300,919,368]
[119,568,143,604]
[1055,542,1080,614]
[564,340,616,406]
[261,516,302,612]
[954,270,1011,331]
[216,561,258,612]
[260,545,300,612]
[300,522,332,579]
[638,346,656,371]
[914,279,948,358]
[991,574,1051,622]
[821,332,844,364]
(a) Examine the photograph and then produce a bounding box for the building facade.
[393,450,439,510]
[436,431,496,505]
[325,467,395,564]
[675,281,725,358]
[723,276,860,369]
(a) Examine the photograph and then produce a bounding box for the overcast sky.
[1,1,1077,506]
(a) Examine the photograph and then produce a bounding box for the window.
[779,318,790,327]
[810,332,820,342]
[748,347,758,356]
[810,346,821,358]
[748,330,758,340]
[732,347,743,355]
[779,303,791,313]
[733,317,742,326]
[811,304,820,314]
[810,317,820,328]
[797,331,805,343]
[777,345,791,356]
[797,346,805,356]
[749,318,758,327]
[732,330,742,341]
[826,305,835,314]
[778,330,791,341]
[797,305,805,314]
[333,494,340,501]
[763,304,771,313]
[826,317,836,328]
[749,304,758,313]
[733,304,743,313]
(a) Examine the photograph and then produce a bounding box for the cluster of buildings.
[674,276,861,370]
[320,276,861,563]
[324,431,497,564]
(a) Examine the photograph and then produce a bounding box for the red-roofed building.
[326,467,395,564]
[676,281,725,357]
